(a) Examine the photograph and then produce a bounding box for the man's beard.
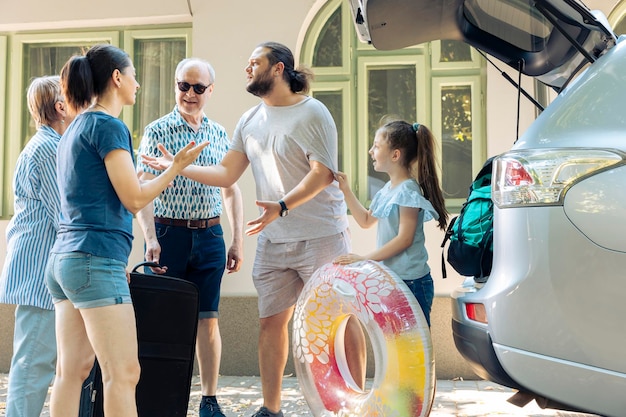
[246,70,274,97]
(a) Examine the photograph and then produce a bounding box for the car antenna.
[476,49,544,113]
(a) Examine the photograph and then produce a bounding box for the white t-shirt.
[230,96,348,242]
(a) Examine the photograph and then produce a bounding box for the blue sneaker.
[199,397,225,417]
[251,406,284,417]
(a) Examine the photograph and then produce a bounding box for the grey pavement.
[0,373,599,417]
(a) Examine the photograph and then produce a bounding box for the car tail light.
[465,303,488,324]
[493,149,624,207]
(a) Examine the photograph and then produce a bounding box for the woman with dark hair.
[45,44,207,417]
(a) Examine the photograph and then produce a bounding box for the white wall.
[0,0,190,31]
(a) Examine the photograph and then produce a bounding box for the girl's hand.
[333,253,366,265]
[334,171,351,193]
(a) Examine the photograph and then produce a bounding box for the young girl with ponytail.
[334,119,448,326]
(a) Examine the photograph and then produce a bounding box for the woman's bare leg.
[49,300,95,417]
[81,303,141,417]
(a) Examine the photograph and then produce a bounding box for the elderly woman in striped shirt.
[0,75,73,417]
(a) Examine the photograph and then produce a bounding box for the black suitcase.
[79,262,199,417]
[80,359,104,417]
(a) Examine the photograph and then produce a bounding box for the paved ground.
[0,373,599,417]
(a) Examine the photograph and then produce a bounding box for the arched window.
[300,0,487,207]
[609,1,626,36]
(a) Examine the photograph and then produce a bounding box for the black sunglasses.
[177,81,211,95]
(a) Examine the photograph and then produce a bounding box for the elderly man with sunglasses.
[136,58,244,417]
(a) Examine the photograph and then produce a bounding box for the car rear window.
[464,0,552,52]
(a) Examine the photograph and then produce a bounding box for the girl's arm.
[334,171,377,229]
[334,206,419,265]
[365,206,419,261]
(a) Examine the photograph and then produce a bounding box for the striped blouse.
[0,125,61,310]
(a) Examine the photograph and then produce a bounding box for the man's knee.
[259,310,292,333]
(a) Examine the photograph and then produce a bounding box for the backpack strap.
[440,216,458,279]
[477,217,494,278]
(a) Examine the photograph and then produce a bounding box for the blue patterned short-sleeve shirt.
[137,106,229,219]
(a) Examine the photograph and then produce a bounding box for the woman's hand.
[142,142,201,172]
[171,141,208,171]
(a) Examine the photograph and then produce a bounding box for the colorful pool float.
[293,260,435,416]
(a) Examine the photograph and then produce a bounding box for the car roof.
[349,0,616,90]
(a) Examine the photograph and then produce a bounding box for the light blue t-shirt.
[370,178,438,280]
[52,111,134,263]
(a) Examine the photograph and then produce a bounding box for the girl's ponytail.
[379,120,449,230]
[413,124,449,231]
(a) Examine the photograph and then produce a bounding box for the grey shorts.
[252,231,351,318]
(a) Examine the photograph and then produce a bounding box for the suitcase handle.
[131,261,162,273]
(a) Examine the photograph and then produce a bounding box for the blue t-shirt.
[52,111,134,263]
[370,179,438,280]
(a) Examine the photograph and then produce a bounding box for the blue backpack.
[441,157,494,280]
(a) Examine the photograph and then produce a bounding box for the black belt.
[154,216,220,229]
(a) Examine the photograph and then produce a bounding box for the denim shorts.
[45,252,131,309]
[151,223,226,319]
[403,273,434,327]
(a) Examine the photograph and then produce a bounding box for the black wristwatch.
[278,200,289,217]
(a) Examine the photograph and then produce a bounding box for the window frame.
[432,75,485,207]
[310,81,353,175]
[122,27,192,142]
[356,54,428,204]
[4,31,119,217]
[0,36,7,216]
[300,0,487,210]
[608,0,626,36]
[431,40,482,70]
[300,0,352,76]
[1,28,190,219]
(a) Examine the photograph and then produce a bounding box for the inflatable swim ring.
[293,261,435,417]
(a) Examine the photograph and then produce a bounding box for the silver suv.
[349,0,625,415]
